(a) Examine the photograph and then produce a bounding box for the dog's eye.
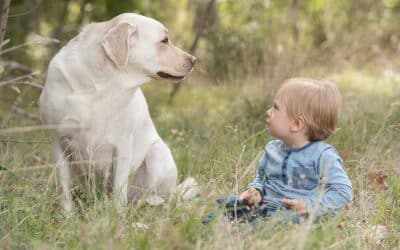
[160,38,169,44]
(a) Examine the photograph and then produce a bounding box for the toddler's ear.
[290,116,306,132]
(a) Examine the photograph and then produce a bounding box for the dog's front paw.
[145,195,165,206]
[176,177,199,201]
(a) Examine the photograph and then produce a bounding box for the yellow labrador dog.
[39,13,196,214]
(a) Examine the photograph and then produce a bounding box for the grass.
[0,68,399,249]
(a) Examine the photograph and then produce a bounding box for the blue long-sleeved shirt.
[248,139,353,217]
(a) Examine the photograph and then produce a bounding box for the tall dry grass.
[0,67,399,249]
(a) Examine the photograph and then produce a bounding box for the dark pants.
[202,194,306,226]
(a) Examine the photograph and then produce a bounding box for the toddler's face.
[266,99,293,140]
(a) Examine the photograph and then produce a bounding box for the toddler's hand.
[239,188,262,207]
[282,198,308,215]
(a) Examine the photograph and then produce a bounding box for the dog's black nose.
[188,55,197,66]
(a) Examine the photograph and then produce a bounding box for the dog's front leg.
[54,139,73,217]
[112,140,133,212]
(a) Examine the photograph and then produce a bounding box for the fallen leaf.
[367,171,388,191]
[132,222,149,231]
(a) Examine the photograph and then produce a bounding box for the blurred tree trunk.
[75,0,90,27]
[52,0,70,40]
[0,0,10,52]
[289,0,299,44]
[169,0,217,103]
[289,0,299,73]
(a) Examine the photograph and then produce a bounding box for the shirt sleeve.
[247,150,267,195]
[305,147,353,217]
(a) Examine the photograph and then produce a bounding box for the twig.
[3,159,113,173]
[0,138,52,144]
[0,72,40,88]
[234,145,246,194]
[8,0,42,18]
[0,35,59,56]
[0,38,9,50]
[4,164,55,172]
[0,124,86,135]
[0,0,10,49]
[242,128,267,144]
[4,80,43,89]
[0,42,30,55]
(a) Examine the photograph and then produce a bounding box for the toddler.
[205,78,353,224]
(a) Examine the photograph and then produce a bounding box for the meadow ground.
[0,68,399,249]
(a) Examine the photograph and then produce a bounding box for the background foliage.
[3,0,400,80]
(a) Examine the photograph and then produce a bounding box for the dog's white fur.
[39,13,196,214]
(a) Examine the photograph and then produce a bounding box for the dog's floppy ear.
[101,22,137,69]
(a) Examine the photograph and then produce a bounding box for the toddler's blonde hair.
[275,77,341,141]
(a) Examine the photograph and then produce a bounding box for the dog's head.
[101,13,196,82]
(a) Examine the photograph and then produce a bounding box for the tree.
[0,0,10,53]
[169,0,217,102]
